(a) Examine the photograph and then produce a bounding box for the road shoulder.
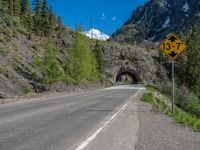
[136,100,200,150]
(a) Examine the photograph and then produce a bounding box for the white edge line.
[74,90,140,150]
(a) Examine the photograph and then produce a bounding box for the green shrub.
[43,39,64,84]
[23,86,32,94]
[0,36,7,45]
[194,121,200,131]
[0,66,15,79]
[4,15,13,27]
[13,18,21,28]
[31,55,42,67]
[25,65,37,79]
[12,30,17,37]
[62,74,77,84]
[14,54,22,64]
[141,93,154,103]
[0,47,9,56]
[17,26,28,35]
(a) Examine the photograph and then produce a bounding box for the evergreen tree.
[33,0,41,15]
[186,25,200,97]
[41,0,49,36]
[21,0,32,30]
[13,0,21,17]
[57,16,63,30]
[48,6,55,34]
[32,0,41,34]
[0,0,9,13]
[8,0,14,16]
[75,23,84,32]
[67,32,99,82]
[21,0,30,14]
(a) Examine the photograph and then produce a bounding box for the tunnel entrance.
[116,69,139,85]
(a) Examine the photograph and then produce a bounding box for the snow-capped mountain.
[111,0,200,43]
[84,29,110,41]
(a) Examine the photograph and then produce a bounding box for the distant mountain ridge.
[84,29,110,41]
[111,0,200,43]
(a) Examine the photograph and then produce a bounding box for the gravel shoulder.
[136,100,200,150]
[0,83,105,105]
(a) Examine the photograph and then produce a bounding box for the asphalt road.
[0,85,144,150]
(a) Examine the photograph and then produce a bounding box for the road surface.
[0,85,143,150]
[0,85,200,150]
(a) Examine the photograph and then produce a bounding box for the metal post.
[172,60,175,114]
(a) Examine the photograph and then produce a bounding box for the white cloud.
[101,13,106,20]
[112,17,117,21]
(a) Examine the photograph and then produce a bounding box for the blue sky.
[31,0,148,35]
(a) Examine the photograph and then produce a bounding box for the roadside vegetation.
[154,25,200,124]
[43,34,101,85]
[141,85,200,131]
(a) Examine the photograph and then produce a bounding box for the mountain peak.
[111,0,200,43]
[84,29,110,41]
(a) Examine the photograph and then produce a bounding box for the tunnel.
[116,69,140,84]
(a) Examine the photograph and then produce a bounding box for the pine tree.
[32,0,41,34]
[57,16,63,30]
[21,0,32,30]
[67,32,99,82]
[75,23,84,32]
[48,6,55,34]
[0,0,9,13]
[21,0,30,14]
[13,0,21,17]
[186,25,200,97]
[41,0,49,36]
[8,0,14,16]
[33,0,41,15]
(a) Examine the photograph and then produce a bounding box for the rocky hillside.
[0,15,75,98]
[0,14,159,99]
[111,0,200,43]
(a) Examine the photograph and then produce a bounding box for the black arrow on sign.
[169,51,177,58]
[168,35,177,42]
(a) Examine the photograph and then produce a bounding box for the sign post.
[172,60,175,113]
[160,33,187,114]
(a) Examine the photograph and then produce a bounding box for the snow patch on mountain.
[158,16,170,31]
[183,0,189,12]
[84,29,110,41]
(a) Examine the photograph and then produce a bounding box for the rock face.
[97,42,159,85]
[111,0,200,43]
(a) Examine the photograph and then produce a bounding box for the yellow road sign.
[160,33,187,60]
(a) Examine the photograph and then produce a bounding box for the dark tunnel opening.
[116,71,138,85]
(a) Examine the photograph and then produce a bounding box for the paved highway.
[1,85,199,150]
[0,85,144,150]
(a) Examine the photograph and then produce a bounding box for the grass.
[141,85,200,132]
[0,47,9,56]
[31,55,42,67]
[23,86,32,94]
[13,54,22,64]
[0,36,7,45]
[0,66,15,79]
